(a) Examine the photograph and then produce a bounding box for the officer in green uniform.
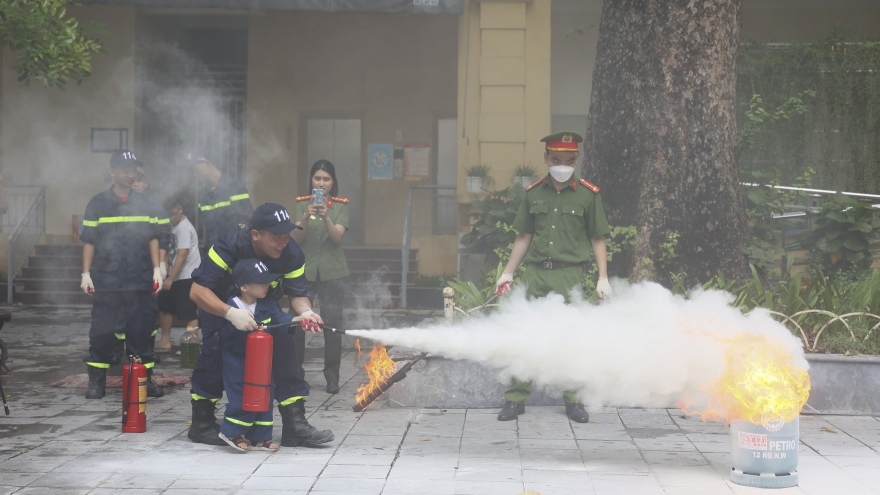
[292,160,350,394]
[494,131,613,423]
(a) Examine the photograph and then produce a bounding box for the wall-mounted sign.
[368,143,394,180]
[91,128,129,153]
[404,143,430,180]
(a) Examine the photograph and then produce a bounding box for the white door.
[435,118,457,235]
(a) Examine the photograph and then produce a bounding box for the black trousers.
[86,290,155,367]
[295,277,346,384]
[190,309,310,402]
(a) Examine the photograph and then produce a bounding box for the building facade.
[2,0,879,278]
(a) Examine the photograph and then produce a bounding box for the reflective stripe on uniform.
[83,220,98,227]
[200,194,250,212]
[192,393,220,402]
[284,264,305,279]
[114,333,125,340]
[86,362,110,369]
[93,216,153,224]
[144,362,155,369]
[261,318,271,324]
[279,396,304,406]
[208,247,232,273]
[156,218,171,225]
[225,417,253,427]
[255,420,273,426]
[200,201,231,212]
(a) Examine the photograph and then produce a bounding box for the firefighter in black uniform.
[188,150,253,249]
[80,150,170,399]
[187,202,334,447]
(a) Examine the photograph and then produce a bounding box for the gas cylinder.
[122,358,147,433]
[242,328,273,412]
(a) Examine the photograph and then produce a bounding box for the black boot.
[497,401,524,421]
[279,400,334,447]
[187,399,225,445]
[565,403,590,423]
[145,368,164,398]
[85,366,107,399]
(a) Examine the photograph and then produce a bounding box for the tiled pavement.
[1,307,880,494]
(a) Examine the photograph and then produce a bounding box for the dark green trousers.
[503,264,583,405]
[294,277,346,384]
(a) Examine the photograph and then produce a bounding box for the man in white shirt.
[156,198,202,351]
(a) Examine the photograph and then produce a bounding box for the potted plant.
[465,164,492,193]
[512,164,538,188]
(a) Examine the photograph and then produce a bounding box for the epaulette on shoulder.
[331,196,350,204]
[579,179,600,193]
[525,178,545,191]
[295,195,312,202]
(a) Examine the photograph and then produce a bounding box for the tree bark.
[583,0,749,285]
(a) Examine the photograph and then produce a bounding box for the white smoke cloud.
[347,281,808,411]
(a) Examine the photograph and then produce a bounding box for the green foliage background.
[0,0,104,88]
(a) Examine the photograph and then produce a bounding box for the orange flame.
[355,344,396,405]
[355,339,362,360]
[681,333,811,425]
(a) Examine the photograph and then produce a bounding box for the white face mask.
[549,165,575,183]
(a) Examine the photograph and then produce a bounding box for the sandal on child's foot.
[219,432,250,452]
[251,440,279,452]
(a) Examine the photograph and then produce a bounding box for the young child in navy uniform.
[218,258,304,452]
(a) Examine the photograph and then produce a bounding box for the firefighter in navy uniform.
[188,151,253,250]
[187,202,334,447]
[80,150,168,399]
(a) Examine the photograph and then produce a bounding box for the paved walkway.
[0,307,879,494]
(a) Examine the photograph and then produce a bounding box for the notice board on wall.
[404,143,430,180]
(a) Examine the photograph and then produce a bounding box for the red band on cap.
[545,140,579,152]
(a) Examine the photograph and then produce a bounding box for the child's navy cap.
[233,258,280,286]
[250,203,301,235]
[109,150,138,168]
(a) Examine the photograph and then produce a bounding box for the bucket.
[730,417,799,488]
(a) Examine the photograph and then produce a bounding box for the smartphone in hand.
[312,188,325,205]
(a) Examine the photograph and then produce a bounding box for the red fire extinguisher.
[243,328,273,412]
[122,357,147,433]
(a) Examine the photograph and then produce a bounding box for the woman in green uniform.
[293,160,350,394]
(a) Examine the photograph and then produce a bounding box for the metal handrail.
[7,186,46,303]
[401,185,456,309]
[741,182,880,201]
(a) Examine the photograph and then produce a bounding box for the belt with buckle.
[537,261,583,270]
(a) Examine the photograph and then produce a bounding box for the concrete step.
[28,255,81,269]
[15,290,93,305]
[35,244,81,257]
[21,267,82,279]
[18,278,81,292]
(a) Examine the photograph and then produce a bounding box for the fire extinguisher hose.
[122,356,133,426]
[258,321,343,334]
[243,381,271,388]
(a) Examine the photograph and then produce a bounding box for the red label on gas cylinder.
[738,432,768,450]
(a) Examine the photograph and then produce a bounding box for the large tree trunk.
[583,0,749,284]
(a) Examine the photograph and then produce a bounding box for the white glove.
[81,272,95,295]
[225,307,258,331]
[494,272,514,296]
[596,277,612,301]
[300,309,324,333]
[159,261,168,280]
[152,267,163,295]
